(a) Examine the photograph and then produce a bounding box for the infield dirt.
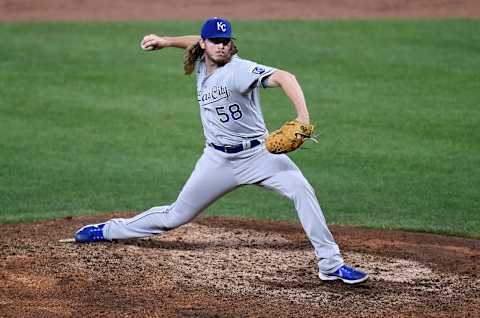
[1,1,479,317]
[1,0,480,20]
[1,214,479,317]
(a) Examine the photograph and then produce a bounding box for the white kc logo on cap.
[217,22,226,32]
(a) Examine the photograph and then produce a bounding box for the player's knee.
[162,203,200,230]
[163,219,187,230]
[162,212,189,230]
[286,173,316,198]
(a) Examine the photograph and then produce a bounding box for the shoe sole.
[319,272,369,284]
[74,235,107,243]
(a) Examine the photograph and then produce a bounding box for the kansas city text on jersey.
[198,85,230,106]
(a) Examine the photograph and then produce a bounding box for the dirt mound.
[1,214,479,317]
[1,0,479,21]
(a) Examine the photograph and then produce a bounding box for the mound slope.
[1,214,479,317]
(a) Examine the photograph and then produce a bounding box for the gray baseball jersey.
[196,55,275,145]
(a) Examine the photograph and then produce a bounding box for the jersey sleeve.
[233,60,276,94]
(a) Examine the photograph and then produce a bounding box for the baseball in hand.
[140,34,169,51]
[140,38,156,51]
[141,40,155,51]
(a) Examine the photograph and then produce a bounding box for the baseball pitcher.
[74,18,368,284]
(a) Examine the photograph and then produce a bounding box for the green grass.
[1,20,479,237]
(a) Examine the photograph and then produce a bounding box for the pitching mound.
[1,213,479,317]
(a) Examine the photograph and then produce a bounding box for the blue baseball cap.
[200,17,233,39]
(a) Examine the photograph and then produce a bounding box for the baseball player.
[75,18,368,284]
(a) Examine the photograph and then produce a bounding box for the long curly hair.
[183,40,238,75]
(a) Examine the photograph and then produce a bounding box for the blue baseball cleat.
[319,265,369,284]
[75,223,107,243]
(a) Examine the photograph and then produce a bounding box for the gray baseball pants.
[103,145,344,273]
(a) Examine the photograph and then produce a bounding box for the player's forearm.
[268,70,310,124]
[141,35,200,51]
[164,35,201,49]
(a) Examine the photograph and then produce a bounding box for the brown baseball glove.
[266,120,315,154]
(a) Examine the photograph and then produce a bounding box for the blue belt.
[211,139,261,153]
